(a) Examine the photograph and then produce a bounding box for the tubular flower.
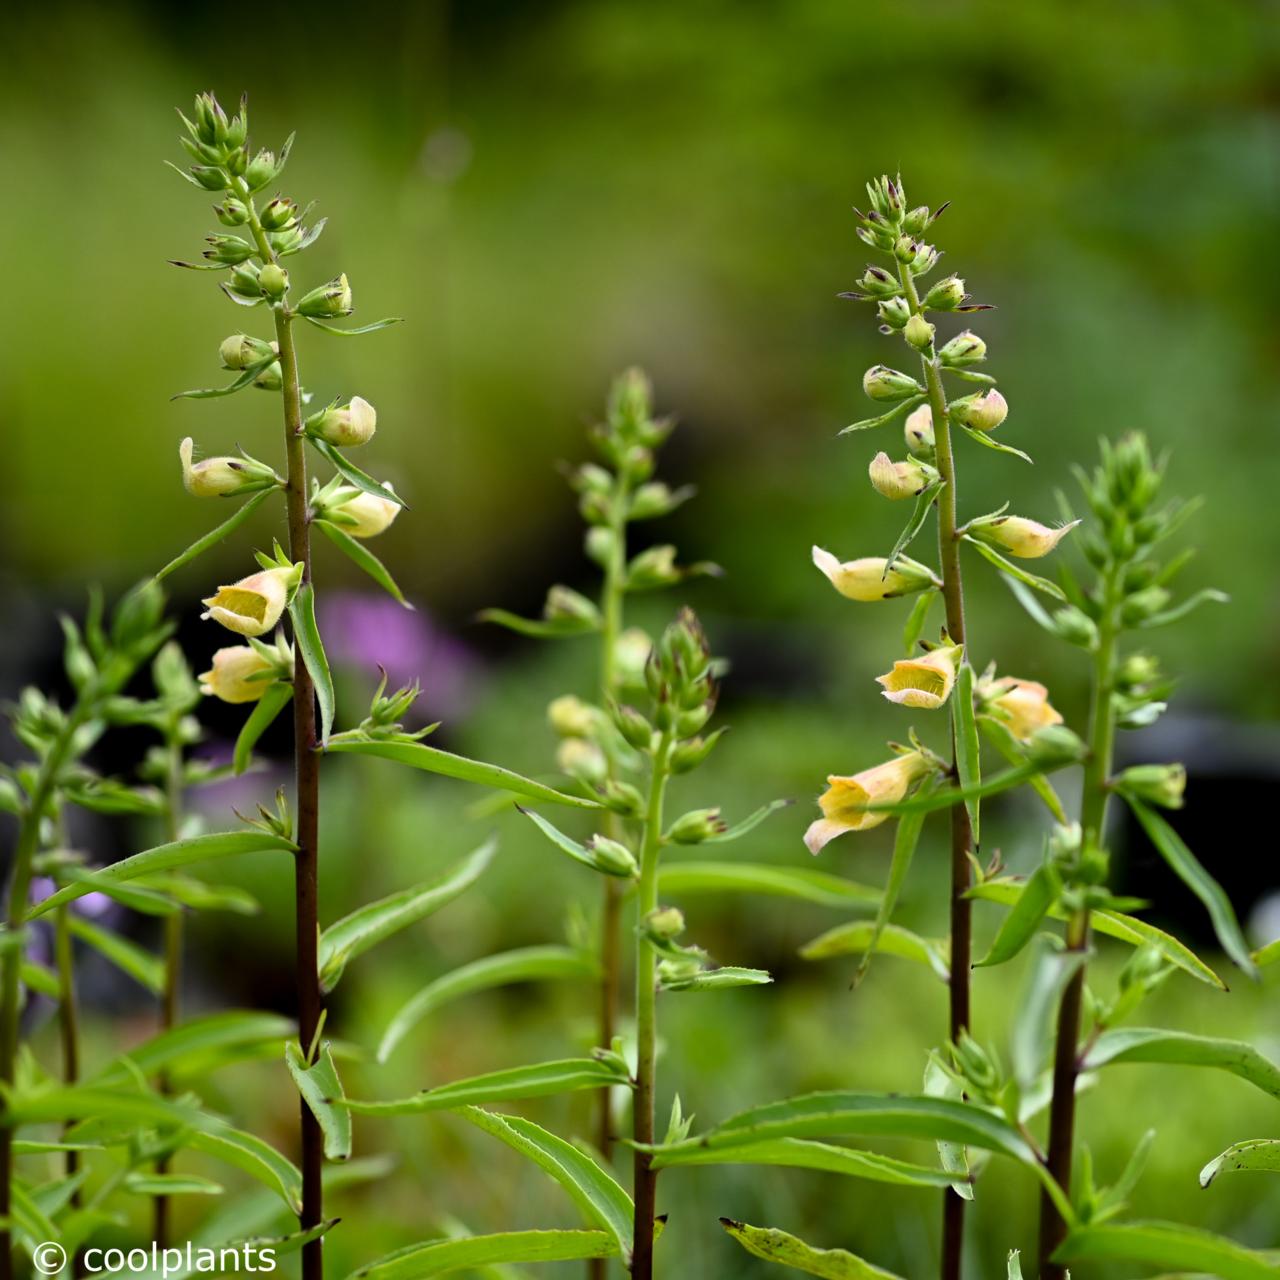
[201,566,295,637]
[876,644,963,710]
[179,437,251,497]
[812,546,938,602]
[868,451,937,501]
[970,516,1080,559]
[198,646,275,703]
[309,396,377,447]
[981,676,1063,742]
[332,485,399,537]
[805,751,933,853]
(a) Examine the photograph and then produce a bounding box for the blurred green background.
[4,0,1280,1276]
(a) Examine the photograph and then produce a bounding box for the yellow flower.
[333,486,399,537]
[982,676,1063,742]
[876,644,963,710]
[198,646,274,703]
[547,694,597,738]
[868,451,936,501]
[180,437,248,497]
[904,403,935,455]
[971,516,1080,559]
[804,751,932,853]
[201,566,295,637]
[811,546,937,602]
[310,396,377,447]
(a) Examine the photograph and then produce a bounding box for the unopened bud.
[877,296,911,329]
[609,702,652,750]
[307,396,377,447]
[325,487,399,538]
[253,362,283,391]
[219,334,275,370]
[862,365,923,402]
[1115,763,1186,810]
[627,544,681,590]
[556,737,606,785]
[666,807,727,844]
[544,585,601,626]
[215,198,249,226]
[227,262,262,299]
[645,906,686,941]
[954,389,1008,432]
[902,205,931,236]
[203,234,255,265]
[1052,605,1098,648]
[1026,725,1087,767]
[893,235,917,264]
[903,314,935,352]
[812,546,937,602]
[586,835,639,877]
[629,482,688,521]
[969,515,1079,559]
[910,243,939,275]
[601,779,644,816]
[297,273,353,318]
[260,198,298,230]
[670,728,725,774]
[904,404,935,457]
[547,694,598,739]
[923,275,965,311]
[1121,586,1172,627]
[858,266,900,297]
[259,263,288,298]
[1118,653,1160,690]
[180,438,274,498]
[938,331,987,367]
[868,452,936,501]
[244,148,279,192]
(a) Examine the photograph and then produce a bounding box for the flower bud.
[547,694,598,739]
[877,297,911,329]
[544,585,601,626]
[666,808,727,844]
[258,263,288,298]
[227,262,263,299]
[198,645,276,704]
[203,235,255,265]
[645,906,686,941]
[613,628,652,688]
[244,148,279,192]
[297,273,353,318]
[586,835,639,878]
[260,198,298,230]
[670,728,725,774]
[976,675,1063,742]
[904,404,935,457]
[910,243,939,275]
[215,198,249,226]
[601,779,644,816]
[923,275,965,311]
[1120,586,1172,627]
[626,544,681,589]
[902,315,933,352]
[1052,605,1098,648]
[190,165,228,192]
[179,438,274,498]
[1025,724,1087,767]
[253,362,283,391]
[571,463,613,497]
[1118,652,1160,691]
[893,234,918,263]
[307,396,377,447]
[938,331,987,367]
[609,702,652,750]
[328,487,399,538]
[902,205,931,236]
[556,737,606,785]
[219,334,275,370]
[862,365,924,402]
[857,266,900,298]
[584,526,616,569]
[868,452,937,500]
[1115,763,1186,810]
[268,226,303,257]
[193,92,228,146]
[201,566,298,637]
[812,546,937,601]
[970,516,1079,559]
[953,389,1008,432]
[629,482,689,521]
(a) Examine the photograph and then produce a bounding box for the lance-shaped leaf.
[318,839,495,992]
[974,862,1058,969]
[519,808,636,878]
[800,921,949,983]
[316,519,411,608]
[172,357,275,400]
[96,1011,295,1085]
[1010,939,1089,1093]
[1125,796,1256,978]
[957,424,1033,464]
[3,1085,208,1133]
[289,583,335,745]
[953,664,981,842]
[658,862,880,910]
[20,960,60,998]
[189,1126,304,1213]
[67,916,164,994]
[309,437,406,508]
[233,681,293,775]
[721,1220,905,1279]
[703,799,793,843]
[1083,1028,1280,1100]
[1055,1221,1278,1280]
[135,874,258,916]
[26,831,296,919]
[883,482,942,577]
[123,1171,224,1197]
[1136,588,1229,630]
[378,945,596,1064]
[286,1041,352,1161]
[303,315,404,337]
[460,1108,633,1255]
[345,1056,631,1115]
[346,1229,618,1279]
[965,537,1065,600]
[969,878,1225,989]
[476,608,600,640]
[901,591,935,656]
[323,738,603,810]
[1255,936,1280,968]
[979,715,1067,822]
[840,395,926,435]
[653,1135,956,1188]
[154,489,277,582]
[1200,1139,1280,1187]
[659,965,772,992]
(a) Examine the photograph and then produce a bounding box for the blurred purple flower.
[319,592,481,722]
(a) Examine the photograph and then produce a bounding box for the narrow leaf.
[519,808,635,878]
[965,538,1066,600]
[800,922,949,983]
[1200,1139,1280,1187]
[286,1041,352,1161]
[154,489,276,582]
[1136,588,1229,630]
[658,862,880,909]
[1056,1220,1278,1280]
[840,396,925,436]
[67,916,164,993]
[477,608,599,639]
[317,520,411,608]
[1084,1027,1280,1100]
[974,862,1057,968]
[310,437,406,508]
[901,591,935,656]
[97,1011,294,1084]
[659,965,772,992]
[378,945,596,1064]
[704,799,792,844]
[318,839,495,992]
[979,716,1067,822]
[123,1172,223,1196]
[953,664,981,844]
[303,316,404,337]
[234,682,293,775]
[172,357,274,400]
[189,1126,303,1213]
[347,1229,617,1279]
[1255,937,1280,968]
[324,738,603,810]
[958,424,1033,464]
[289,583,335,745]
[721,1220,905,1279]
[884,483,941,575]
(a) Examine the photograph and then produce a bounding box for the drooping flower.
[198,646,276,703]
[201,566,295,637]
[868,451,937,501]
[980,675,1063,741]
[954,388,1008,432]
[331,485,400,537]
[970,516,1080,559]
[180,437,254,497]
[308,396,377,447]
[812,546,937,601]
[876,644,963,710]
[804,751,933,853]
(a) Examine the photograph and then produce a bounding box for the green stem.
[238,179,325,1280]
[898,264,973,1280]
[1038,568,1120,1279]
[630,732,672,1280]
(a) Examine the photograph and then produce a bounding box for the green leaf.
[800,922,949,983]
[1200,1139,1280,1187]
[883,483,941,577]
[840,396,926,436]
[67,916,164,994]
[1125,797,1256,978]
[3,1085,206,1132]
[460,1108,633,1254]
[953,664,981,843]
[1010,939,1088,1093]
[317,520,411,608]
[26,831,296,919]
[123,1171,224,1196]
[969,878,1225,989]
[286,1041,352,1161]
[1255,937,1280,968]
[965,538,1066,600]
[310,437,406,508]
[189,1126,303,1213]
[901,591,935,657]
[1084,1027,1280,1099]
[957,424,1033,464]
[318,838,495,992]
[347,1229,618,1279]
[979,717,1067,822]
[377,945,596,1064]
[154,489,276,582]
[658,862,880,909]
[1002,575,1061,638]
[172,357,275,400]
[303,316,404,337]
[289,583,335,745]
[136,874,259,915]
[19,961,60,998]
[519,808,636,878]
[1136,587,1229,630]
[652,1136,956,1188]
[324,738,603,810]
[704,799,792,844]
[1055,1221,1278,1280]
[974,862,1057,968]
[720,1220,904,1279]
[234,682,293,775]
[345,1057,630,1115]
[659,965,772,992]
[476,608,600,640]
[97,1011,294,1085]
